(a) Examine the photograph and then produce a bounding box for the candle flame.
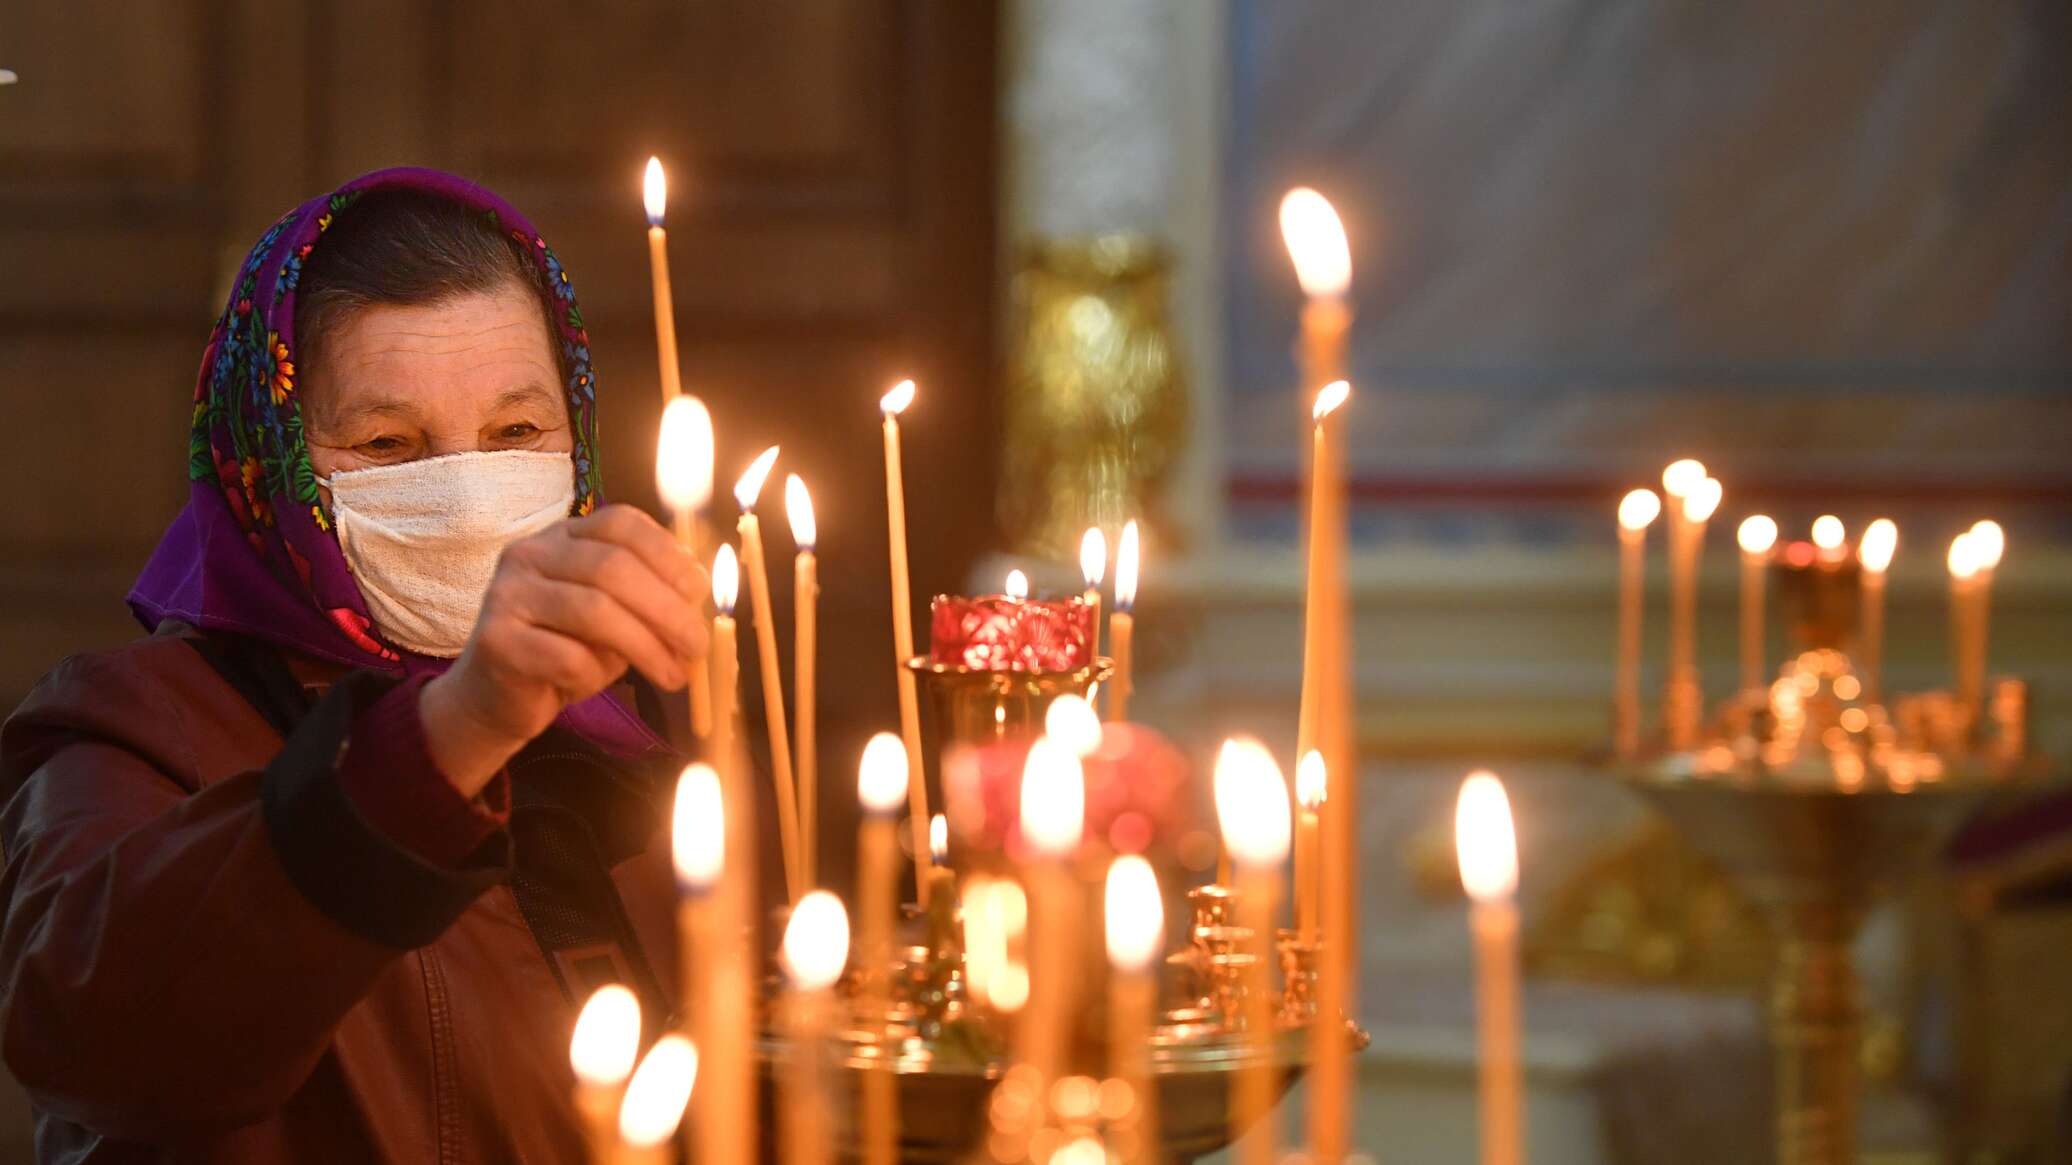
[991,961,1030,1013]
[880,378,915,417]
[1296,749,1328,810]
[654,395,715,514]
[1811,515,1846,551]
[1859,518,1898,573]
[1044,694,1102,758]
[617,1035,697,1148]
[1115,520,1140,612]
[1948,532,1983,580]
[1969,519,2005,570]
[1019,737,1085,857]
[1312,379,1350,421]
[569,984,641,1086]
[1004,569,1029,600]
[930,813,949,864]
[1454,770,1518,903]
[781,890,850,991]
[857,731,910,815]
[1617,488,1660,531]
[712,543,739,614]
[1213,736,1292,868]
[784,474,816,551]
[1661,459,1707,498]
[1737,514,1778,555]
[671,763,724,890]
[1278,187,1351,297]
[1682,477,1723,523]
[1080,526,1107,589]
[1104,854,1164,971]
[642,157,667,227]
[732,446,779,512]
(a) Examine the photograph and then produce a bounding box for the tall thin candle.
[1457,771,1523,1165]
[734,447,801,902]
[1858,519,1897,704]
[781,893,849,1165]
[1105,855,1164,1165]
[1215,737,1294,1165]
[856,734,907,1165]
[1665,471,1721,749]
[787,475,819,888]
[1294,750,1326,939]
[642,158,684,408]
[1080,526,1106,661]
[657,395,716,739]
[880,379,932,903]
[704,544,757,1165]
[1736,515,1778,700]
[570,985,640,1165]
[1020,736,1086,1083]
[1110,519,1139,721]
[1614,489,1660,757]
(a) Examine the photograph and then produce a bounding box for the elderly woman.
[0,169,705,1160]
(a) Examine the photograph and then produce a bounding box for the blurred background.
[2,1,2068,1161]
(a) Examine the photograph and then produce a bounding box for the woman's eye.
[359,436,405,454]
[498,423,540,441]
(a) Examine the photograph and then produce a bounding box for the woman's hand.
[419,504,707,797]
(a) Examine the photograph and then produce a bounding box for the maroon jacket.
[0,625,685,1162]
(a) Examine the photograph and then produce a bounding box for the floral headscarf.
[131,167,657,755]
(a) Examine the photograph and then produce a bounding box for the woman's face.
[303,281,571,486]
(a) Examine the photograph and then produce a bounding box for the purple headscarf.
[130,166,663,757]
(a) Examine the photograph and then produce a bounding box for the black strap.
[181,632,315,739]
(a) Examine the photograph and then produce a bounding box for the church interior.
[2,2,2068,1162]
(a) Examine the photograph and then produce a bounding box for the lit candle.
[924,813,958,950]
[1044,693,1103,758]
[616,1035,697,1165]
[1020,736,1086,1083]
[642,158,684,408]
[1811,515,1847,563]
[1005,569,1030,601]
[1298,378,1355,1161]
[780,891,850,1165]
[1456,771,1523,1165]
[733,447,801,902]
[1858,519,1897,704]
[1613,489,1660,757]
[1105,854,1164,1165]
[672,761,723,1041]
[1110,519,1140,721]
[1080,526,1107,661]
[1279,187,1352,392]
[786,474,819,888]
[879,379,932,905]
[1736,514,1779,700]
[656,395,716,739]
[856,733,909,1165]
[1214,737,1294,1165]
[703,543,758,1165]
[1664,470,1721,749]
[1294,749,1326,940]
[570,984,640,1165]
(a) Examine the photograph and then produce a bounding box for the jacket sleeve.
[0,653,512,1141]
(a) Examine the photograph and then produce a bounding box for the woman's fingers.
[505,574,686,692]
[565,504,703,598]
[527,531,705,660]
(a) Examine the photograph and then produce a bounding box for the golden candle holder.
[1626,649,2038,1165]
[904,656,1113,755]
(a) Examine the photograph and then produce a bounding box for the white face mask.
[318,450,575,658]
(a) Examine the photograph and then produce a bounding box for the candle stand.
[1626,646,2036,1165]
[736,659,1366,1164]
